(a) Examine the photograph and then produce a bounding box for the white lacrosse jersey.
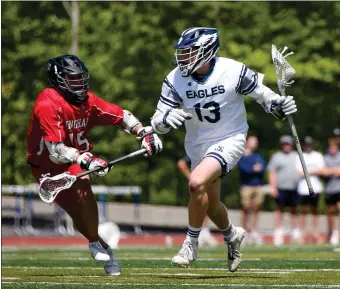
[156,57,265,145]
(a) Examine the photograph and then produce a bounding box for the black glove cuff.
[81,156,93,170]
[271,108,286,120]
[270,101,286,121]
[137,128,155,140]
[163,109,173,126]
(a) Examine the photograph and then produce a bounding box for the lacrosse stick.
[272,44,315,198]
[38,148,147,203]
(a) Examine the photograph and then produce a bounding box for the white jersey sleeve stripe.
[93,105,124,119]
[57,113,62,142]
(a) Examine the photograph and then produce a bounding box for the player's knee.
[188,177,205,196]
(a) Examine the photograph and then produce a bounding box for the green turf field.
[2,245,340,289]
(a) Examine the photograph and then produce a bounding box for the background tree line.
[2,2,339,209]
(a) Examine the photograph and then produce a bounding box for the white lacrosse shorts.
[185,133,246,176]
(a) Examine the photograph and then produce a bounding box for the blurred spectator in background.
[296,136,324,244]
[319,139,340,246]
[238,135,266,245]
[267,135,299,246]
[332,128,340,148]
[177,156,218,247]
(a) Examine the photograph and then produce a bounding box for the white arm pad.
[248,82,285,120]
[121,110,142,134]
[151,109,171,135]
[45,141,79,164]
[248,84,279,112]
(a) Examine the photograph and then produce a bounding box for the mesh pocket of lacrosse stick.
[38,173,77,203]
[272,45,296,85]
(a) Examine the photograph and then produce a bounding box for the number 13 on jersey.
[194,101,221,123]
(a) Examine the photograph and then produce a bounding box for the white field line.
[131,273,204,276]
[2,277,19,280]
[3,246,339,253]
[39,273,207,277]
[2,257,261,261]
[3,257,340,261]
[3,266,340,272]
[2,282,340,288]
[1,245,172,250]
[130,272,291,276]
[3,257,91,261]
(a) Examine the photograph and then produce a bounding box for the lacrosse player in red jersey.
[27,55,163,276]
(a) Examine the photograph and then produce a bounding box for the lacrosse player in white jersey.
[151,27,297,272]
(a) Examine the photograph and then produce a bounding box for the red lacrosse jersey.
[27,88,124,169]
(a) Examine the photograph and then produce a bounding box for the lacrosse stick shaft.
[280,90,315,197]
[77,148,147,178]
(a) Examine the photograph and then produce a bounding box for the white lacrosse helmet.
[174,27,220,77]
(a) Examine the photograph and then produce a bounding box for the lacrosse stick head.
[272,44,296,92]
[38,173,77,203]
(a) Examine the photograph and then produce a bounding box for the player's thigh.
[31,164,77,208]
[56,176,94,213]
[240,186,252,209]
[205,133,246,177]
[190,157,222,187]
[32,164,91,211]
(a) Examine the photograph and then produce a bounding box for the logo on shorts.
[215,146,224,152]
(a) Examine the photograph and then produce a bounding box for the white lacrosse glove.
[163,108,193,129]
[136,126,163,157]
[280,95,297,115]
[76,152,109,177]
[270,95,297,120]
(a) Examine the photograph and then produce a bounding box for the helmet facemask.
[175,46,202,77]
[175,43,219,77]
[61,72,89,98]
